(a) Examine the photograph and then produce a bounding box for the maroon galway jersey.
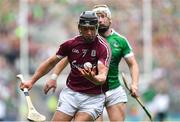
[56,35,111,94]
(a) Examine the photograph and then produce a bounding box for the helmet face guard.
[78,11,99,43]
[79,19,98,28]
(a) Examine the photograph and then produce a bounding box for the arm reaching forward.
[124,55,139,98]
[43,57,69,94]
[19,55,63,91]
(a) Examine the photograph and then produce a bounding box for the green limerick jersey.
[106,29,133,90]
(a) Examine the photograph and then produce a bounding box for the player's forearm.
[31,56,59,84]
[50,57,69,81]
[31,63,54,84]
[89,62,108,85]
[89,67,108,85]
[52,57,69,76]
[125,56,139,86]
[130,61,139,86]
[92,74,107,85]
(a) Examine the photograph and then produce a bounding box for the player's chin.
[84,37,94,43]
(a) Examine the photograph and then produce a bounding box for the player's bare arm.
[20,55,61,91]
[124,55,139,97]
[79,61,108,85]
[44,56,69,94]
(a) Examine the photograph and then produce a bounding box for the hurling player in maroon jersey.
[20,11,111,121]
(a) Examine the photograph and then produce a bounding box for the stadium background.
[0,0,179,121]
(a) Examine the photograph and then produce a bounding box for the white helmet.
[92,5,112,19]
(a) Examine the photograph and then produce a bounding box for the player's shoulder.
[111,29,130,44]
[69,35,80,41]
[112,30,127,41]
[96,35,111,53]
[96,35,108,44]
[96,35,111,50]
[64,35,81,44]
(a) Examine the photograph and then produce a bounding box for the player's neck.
[102,28,112,37]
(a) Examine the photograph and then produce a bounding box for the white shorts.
[105,86,128,107]
[56,87,105,120]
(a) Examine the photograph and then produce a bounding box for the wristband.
[51,74,58,81]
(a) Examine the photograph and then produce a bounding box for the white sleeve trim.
[98,60,103,65]
[56,55,64,60]
[124,52,134,58]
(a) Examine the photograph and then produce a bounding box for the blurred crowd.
[0,0,179,121]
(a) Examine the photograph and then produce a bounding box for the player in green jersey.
[44,5,139,121]
[92,5,139,121]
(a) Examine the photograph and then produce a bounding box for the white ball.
[84,62,92,69]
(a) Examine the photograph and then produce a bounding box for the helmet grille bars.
[79,11,98,27]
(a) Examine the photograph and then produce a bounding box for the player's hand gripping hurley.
[17,74,46,121]
[121,73,152,121]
